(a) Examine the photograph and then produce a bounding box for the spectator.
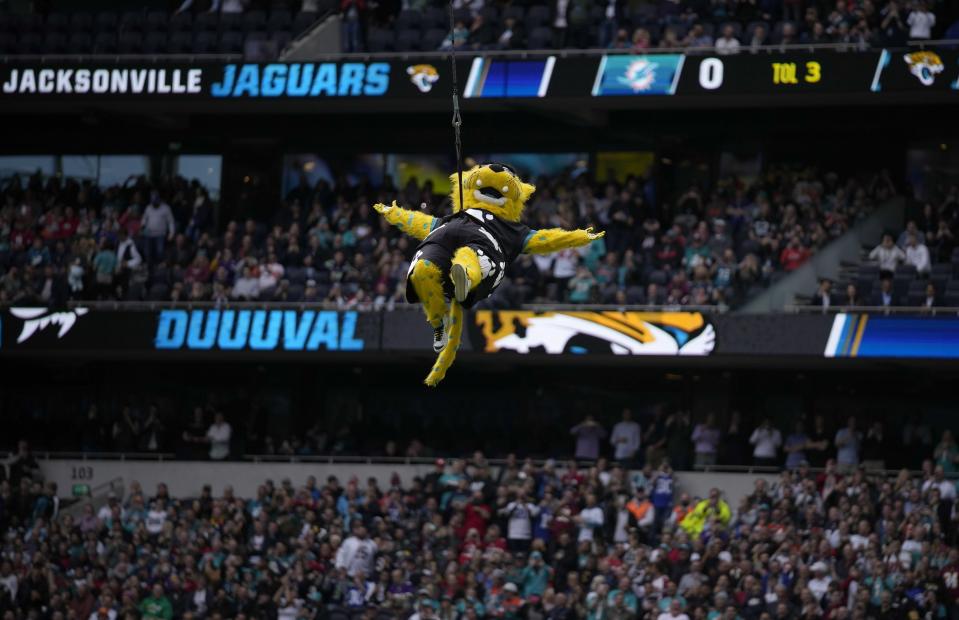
[657,598,690,620]
[114,228,142,298]
[933,429,959,473]
[203,411,232,460]
[92,239,117,298]
[631,27,652,51]
[498,490,539,552]
[232,265,260,300]
[811,277,833,308]
[862,421,888,470]
[845,282,862,306]
[871,276,897,307]
[467,14,495,49]
[684,23,714,48]
[494,17,525,50]
[567,265,596,303]
[779,236,811,272]
[574,493,604,543]
[140,191,175,265]
[518,551,552,598]
[690,413,721,467]
[335,521,377,577]
[606,27,629,49]
[722,411,749,466]
[452,0,484,19]
[749,417,782,466]
[645,409,668,468]
[749,24,768,51]
[921,282,938,308]
[679,487,730,537]
[834,416,862,472]
[625,486,655,536]
[341,0,366,53]
[666,410,692,469]
[783,421,810,469]
[597,0,623,48]
[715,24,741,54]
[609,409,641,465]
[907,0,936,39]
[570,415,606,460]
[904,232,931,275]
[880,2,908,51]
[138,584,172,620]
[8,440,40,486]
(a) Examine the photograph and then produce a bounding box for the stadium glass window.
[482,153,589,178]
[282,154,336,197]
[0,155,56,180]
[60,155,99,182]
[98,155,149,188]
[176,155,223,200]
[282,154,389,197]
[595,151,655,183]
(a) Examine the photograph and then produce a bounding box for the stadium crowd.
[3,413,959,619]
[0,163,896,310]
[0,0,952,56]
[807,186,959,308]
[352,0,953,53]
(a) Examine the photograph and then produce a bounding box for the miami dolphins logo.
[472,311,715,356]
[618,58,658,93]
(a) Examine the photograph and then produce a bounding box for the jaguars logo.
[471,311,716,356]
[903,51,944,86]
[407,64,439,93]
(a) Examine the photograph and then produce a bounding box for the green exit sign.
[71,484,90,497]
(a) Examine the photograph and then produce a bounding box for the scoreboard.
[0,48,955,111]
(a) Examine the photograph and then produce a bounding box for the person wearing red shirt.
[941,550,959,618]
[464,490,491,538]
[779,236,811,271]
[561,461,584,487]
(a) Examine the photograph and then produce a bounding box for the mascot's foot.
[432,316,450,353]
[451,263,470,303]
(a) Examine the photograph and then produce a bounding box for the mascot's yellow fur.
[374,163,604,386]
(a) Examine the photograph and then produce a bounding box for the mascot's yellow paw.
[585,227,605,240]
[373,201,397,214]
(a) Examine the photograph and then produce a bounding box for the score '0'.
[699,58,724,90]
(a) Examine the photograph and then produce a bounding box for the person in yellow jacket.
[678,488,731,538]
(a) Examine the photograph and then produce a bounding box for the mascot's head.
[449,163,535,222]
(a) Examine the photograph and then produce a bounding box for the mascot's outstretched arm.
[373,201,438,241]
[523,227,605,254]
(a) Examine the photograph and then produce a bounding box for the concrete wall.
[281,14,341,60]
[41,459,776,504]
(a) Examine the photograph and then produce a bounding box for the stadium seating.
[0,436,955,618]
[0,162,906,309]
[0,8,323,58]
[0,0,945,56]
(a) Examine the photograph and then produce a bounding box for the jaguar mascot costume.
[374,163,604,386]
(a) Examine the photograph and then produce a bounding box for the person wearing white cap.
[656,598,689,620]
[808,561,832,602]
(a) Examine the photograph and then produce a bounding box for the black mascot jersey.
[407,208,532,308]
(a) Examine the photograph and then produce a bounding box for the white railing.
[0,39,956,63]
